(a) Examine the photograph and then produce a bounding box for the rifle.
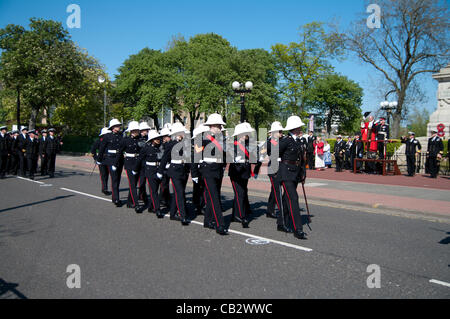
[301,182,312,231]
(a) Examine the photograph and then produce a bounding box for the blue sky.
[0,0,442,115]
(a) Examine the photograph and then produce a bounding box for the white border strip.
[17,176,44,184]
[429,279,450,288]
[60,187,111,202]
[189,220,313,252]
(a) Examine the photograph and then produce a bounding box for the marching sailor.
[45,128,62,178]
[137,129,164,218]
[98,119,124,207]
[228,122,261,229]
[117,121,144,213]
[0,126,9,179]
[24,130,39,180]
[138,122,152,205]
[91,127,112,195]
[427,130,444,179]
[191,125,209,216]
[334,135,346,172]
[198,113,228,235]
[278,116,308,240]
[17,127,28,177]
[159,125,172,209]
[158,122,190,225]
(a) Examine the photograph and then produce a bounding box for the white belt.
[171,159,184,164]
[107,149,117,154]
[125,153,137,158]
[146,162,158,166]
[203,157,218,163]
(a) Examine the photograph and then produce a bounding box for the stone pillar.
[428,63,450,138]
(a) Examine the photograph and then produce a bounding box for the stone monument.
[428,63,450,138]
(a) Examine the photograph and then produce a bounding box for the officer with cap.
[334,135,346,172]
[0,126,9,179]
[427,129,444,178]
[91,128,112,195]
[39,129,48,176]
[138,122,152,205]
[198,113,228,235]
[137,129,164,218]
[278,115,308,239]
[401,132,421,177]
[8,130,19,175]
[98,119,124,207]
[117,121,144,213]
[375,117,389,159]
[262,121,284,219]
[17,127,29,177]
[24,130,39,180]
[157,122,190,225]
[228,122,261,229]
[45,128,62,178]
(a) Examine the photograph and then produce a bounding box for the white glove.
[96,161,101,165]
[192,177,199,184]
[156,173,163,179]
[235,156,242,163]
[132,171,137,175]
[111,165,117,171]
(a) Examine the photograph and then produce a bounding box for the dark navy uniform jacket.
[277,134,306,182]
[98,132,124,166]
[0,133,9,156]
[402,137,422,155]
[158,139,189,179]
[198,133,227,180]
[24,137,40,157]
[137,142,161,176]
[427,136,444,157]
[228,140,261,180]
[117,135,142,171]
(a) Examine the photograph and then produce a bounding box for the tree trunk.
[16,87,21,129]
[391,112,401,139]
[29,104,40,130]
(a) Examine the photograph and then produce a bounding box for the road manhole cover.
[246,238,270,245]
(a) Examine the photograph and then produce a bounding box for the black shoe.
[266,212,277,219]
[102,190,112,196]
[135,206,144,214]
[49,174,54,178]
[242,219,249,228]
[277,225,292,233]
[293,231,307,240]
[114,201,122,207]
[147,206,154,214]
[156,211,164,219]
[216,226,228,236]
[181,218,190,226]
[29,176,34,180]
[170,215,181,221]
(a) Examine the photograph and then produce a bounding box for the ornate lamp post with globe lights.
[380,100,397,139]
[232,81,253,123]
[98,75,107,127]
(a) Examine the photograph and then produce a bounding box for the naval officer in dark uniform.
[401,132,421,177]
[278,116,308,240]
[98,119,124,207]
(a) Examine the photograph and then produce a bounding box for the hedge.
[61,135,97,154]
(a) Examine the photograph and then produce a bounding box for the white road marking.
[60,188,111,202]
[305,183,328,188]
[429,279,450,288]
[189,220,313,252]
[60,186,313,253]
[16,176,44,184]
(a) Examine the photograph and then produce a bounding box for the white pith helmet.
[126,121,140,132]
[108,119,122,129]
[99,127,111,136]
[284,116,305,131]
[204,113,226,126]
[232,122,255,137]
[269,121,284,133]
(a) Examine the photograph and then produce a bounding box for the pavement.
[0,155,449,299]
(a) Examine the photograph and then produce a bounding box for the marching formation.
[90,114,310,240]
[0,126,62,180]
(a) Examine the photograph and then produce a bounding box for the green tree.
[339,0,449,138]
[271,22,342,115]
[0,18,98,129]
[305,73,363,134]
[406,107,430,137]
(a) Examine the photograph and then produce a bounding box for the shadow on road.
[0,278,27,299]
[0,195,74,214]
[439,232,450,245]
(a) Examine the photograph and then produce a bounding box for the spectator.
[323,140,332,169]
[314,137,325,171]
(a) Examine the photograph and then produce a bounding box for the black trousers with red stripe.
[169,177,187,219]
[159,174,170,206]
[138,168,148,203]
[281,180,303,233]
[203,176,225,229]
[125,169,139,207]
[230,177,250,220]
[107,163,123,203]
[193,178,205,212]
[267,175,281,216]
[99,164,109,192]
[146,175,160,213]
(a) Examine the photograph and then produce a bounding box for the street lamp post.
[380,100,397,139]
[98,75,106,127]
[232,81,253,123]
